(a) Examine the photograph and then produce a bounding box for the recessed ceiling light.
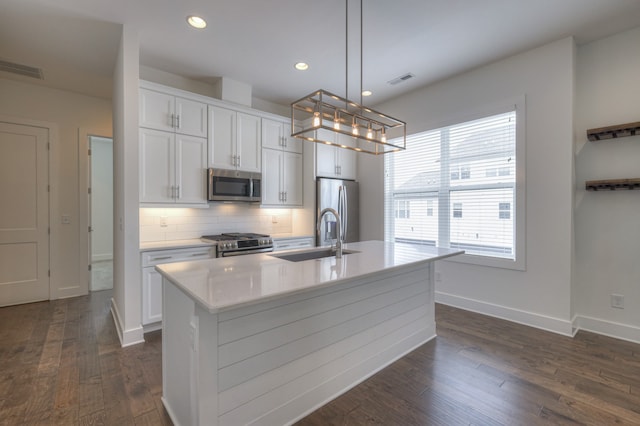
[362,90,372,97]
[187,15,207,29]
[294,62,309,71]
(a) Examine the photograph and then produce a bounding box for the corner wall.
[359,37,576,334]
[112,24,143,346]
[574,26,640,342]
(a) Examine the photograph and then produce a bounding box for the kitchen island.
[156,240,462,426]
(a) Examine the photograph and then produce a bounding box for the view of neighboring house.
[386,110,516,258]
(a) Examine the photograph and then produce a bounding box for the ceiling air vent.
[0,59,44,80]
[387,73,414,86]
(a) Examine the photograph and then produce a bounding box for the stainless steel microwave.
[207,169,261,202]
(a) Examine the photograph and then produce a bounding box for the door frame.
[0,114,56,300]
[79,128,113,294]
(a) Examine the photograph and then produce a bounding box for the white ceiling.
[2,0,640,105]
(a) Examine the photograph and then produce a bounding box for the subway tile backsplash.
[140,205,294,242]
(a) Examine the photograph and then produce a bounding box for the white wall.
[91,136,113,261]
[574,26,640,342]
[0,77,112,299]
[359,37,576,334]
[112,24,143,346]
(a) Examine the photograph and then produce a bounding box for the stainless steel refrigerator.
[316,178,359,246]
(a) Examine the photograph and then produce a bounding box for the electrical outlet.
[611,293,624,309]
[160,216,168,227]
[61,215,71,224]
[272,215,278,224]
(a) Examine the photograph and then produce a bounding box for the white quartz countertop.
[140,239,216,252]
[156,240,463,313]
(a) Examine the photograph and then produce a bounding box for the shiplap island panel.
[156,240,462,426]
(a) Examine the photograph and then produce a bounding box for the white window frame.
[385,96,526,271]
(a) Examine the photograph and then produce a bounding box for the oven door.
[208,169,261,202]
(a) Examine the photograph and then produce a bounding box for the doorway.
[88,136,113,291]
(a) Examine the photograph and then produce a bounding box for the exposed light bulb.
[333,111,341,130]
[352,122,359,136]
[312,111,320,127]
[381,128,387,143]
[366,124,373,139]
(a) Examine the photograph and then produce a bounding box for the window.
[499,203,511,219]
[396,200,410,219]
[452,203,463,218]
[384,100,524,269]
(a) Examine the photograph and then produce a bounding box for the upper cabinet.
[208,105,261,173]
[140,88,207,138]
[262,118,303,153]
[139,86,208,206]
[315,132,356,180]
[139,128,207,205]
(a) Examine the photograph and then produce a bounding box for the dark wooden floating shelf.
[587,121,640,141]
[585,178,640,191]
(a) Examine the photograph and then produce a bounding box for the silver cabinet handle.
[237,155,240,167]
[170,113,175,128]
[176,114,181,129]
[190,252,209,257]
[176,186,181,199]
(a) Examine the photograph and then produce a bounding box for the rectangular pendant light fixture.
[290,0,406,155]
[291,89,406,155]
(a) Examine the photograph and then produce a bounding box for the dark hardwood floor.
[2,291,640,425]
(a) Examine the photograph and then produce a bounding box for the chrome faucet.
[317,207,342,258]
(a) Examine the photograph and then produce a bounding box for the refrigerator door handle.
[339,185,347,242]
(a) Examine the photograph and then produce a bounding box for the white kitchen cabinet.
[315,132,356,180]
[139,128,207,205]
[208,105,261,172]
[262,118,302,153]
[140,88,207,138]
[262,149,302,206]
[141,245,215,327]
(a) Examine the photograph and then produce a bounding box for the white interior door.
[0,122,49,306]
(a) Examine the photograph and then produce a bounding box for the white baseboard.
[435,291,574,337]
[92,254,113,262]
[573,315,640,344]
[110,297,145,347]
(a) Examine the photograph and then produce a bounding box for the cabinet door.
[140,128,175,203]
[336,133,357,180]
[175,135,207,205]
[208,105,236,169]
[237,112,262,172]
[284,122,303,154]
[175,97,207,138]
[140,89,174,132]
[261,118,283,150]
[316,143,338,178]
[142,267,163,325]
[261,148,283,205]
[283,152,303,206]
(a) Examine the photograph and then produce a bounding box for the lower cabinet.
[141,245,215,327]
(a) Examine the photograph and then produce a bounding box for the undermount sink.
[271,248,359,262]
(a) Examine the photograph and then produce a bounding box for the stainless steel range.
[201,233,273,257]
